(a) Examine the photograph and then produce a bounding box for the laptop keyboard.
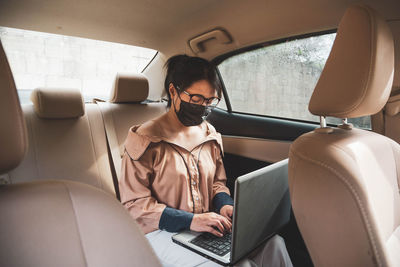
[190,232,232,256]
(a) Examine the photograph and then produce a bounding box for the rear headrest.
[0,40,27,174]
[309,4,394,118]
[385,87,400,116]
[110,73,149,103]
[30,88,85,119]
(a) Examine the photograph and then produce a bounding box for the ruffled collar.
[124,121,223,160]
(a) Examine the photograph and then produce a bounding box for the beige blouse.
[119,121,232,234]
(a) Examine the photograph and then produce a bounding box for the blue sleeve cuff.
[213,192,234,214]
[158,207,194,232]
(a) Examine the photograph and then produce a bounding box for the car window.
[218,32,371,129]
[0,26,157,104]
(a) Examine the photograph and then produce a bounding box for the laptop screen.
[231,159,291,263]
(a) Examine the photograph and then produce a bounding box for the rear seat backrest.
[97,73,166,178]
[7,88,116,195]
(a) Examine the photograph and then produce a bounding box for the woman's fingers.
[191,212,234,236]
[212,215,232,233]
[220,206,233,222]
[227,208,233,217]
[210,219,225,233]
[206,226,223,237]
[220,216,232,232]
[225,214,232,223]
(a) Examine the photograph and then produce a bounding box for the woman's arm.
[212,146,234,214]
[120,152,193,233]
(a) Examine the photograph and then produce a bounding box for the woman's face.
[170,80,218,110]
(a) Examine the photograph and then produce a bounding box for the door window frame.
[212,29,337,125]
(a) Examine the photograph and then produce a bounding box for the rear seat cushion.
[31,88,85,119]
[110,73,149,103]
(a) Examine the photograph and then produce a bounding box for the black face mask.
[174,100,211,127]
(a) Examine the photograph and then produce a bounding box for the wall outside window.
[218,33,371,129]
[0,27,157,103]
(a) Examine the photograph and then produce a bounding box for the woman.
[119,55,292,267]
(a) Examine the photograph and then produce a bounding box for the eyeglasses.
[176,85,220,107]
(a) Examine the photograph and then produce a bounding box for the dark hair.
[164,54,222,107]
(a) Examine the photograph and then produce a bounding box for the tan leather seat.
[103,73,166,155]
[6,87,116,195]
[96,73,166,182]
[288,4,398,267]
[0,40,161,266]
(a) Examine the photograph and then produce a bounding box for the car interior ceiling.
[0,0,399,266]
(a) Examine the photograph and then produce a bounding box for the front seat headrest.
[309,4,394,118]
[0,40,27,174]
[109,73,149,103]
[30,88,85,119]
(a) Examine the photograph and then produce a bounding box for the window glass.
[218,33,371,129]
[0,27,157,103]
[216,94,227,110]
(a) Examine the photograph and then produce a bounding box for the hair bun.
[165,54,189,72]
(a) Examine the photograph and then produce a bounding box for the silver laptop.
[172,159,291,266]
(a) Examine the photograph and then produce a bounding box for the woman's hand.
[220,205,233,221]
[190,212,232,237]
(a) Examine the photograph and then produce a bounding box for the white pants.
[146,230,293,267]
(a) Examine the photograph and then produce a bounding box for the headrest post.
[338,117,353,130]
[320,116,327,128]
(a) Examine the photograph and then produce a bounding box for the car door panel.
[223,136,290,163]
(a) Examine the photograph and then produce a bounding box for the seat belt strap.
[96,101,123,182]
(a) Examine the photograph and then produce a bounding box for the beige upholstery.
[96,74,166,183]
[371,87,400,143]
[385,87,400,116]
[106,74,166,157]
[372,87,400,143]
[0,180,161,267]
[0,42,160,267]
[0,40,27,174]
[371,87,400,137]
[8,102,116,195]
[290,130,400,266]
[309,4,394,119]
[110,73,149,103]
[289,4,399,267]
[31,87,85,119]
[99,102,166,157]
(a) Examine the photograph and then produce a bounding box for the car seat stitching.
[290,147,383,266]
[64,182,89,267]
